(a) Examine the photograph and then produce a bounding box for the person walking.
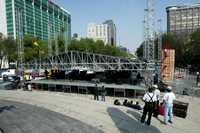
[101,85,106,101]
[94,83,99,101]
[141,87,157,126]
[44,69,49,79]
[163,86,176,125]
[153,84,160,118]
[196,72,200,86]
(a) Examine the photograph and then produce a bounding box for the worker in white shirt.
[153,84,160,118]
[141,87,157,126]
[163,86,176,124]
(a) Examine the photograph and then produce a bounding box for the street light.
[33,41,41,70]
[16,7,24,69]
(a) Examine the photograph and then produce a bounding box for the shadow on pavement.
[0,105,16,113]
[126,110,141,121]
[0,100,104,133]
[107,107,161,133]
[0,128,4,133]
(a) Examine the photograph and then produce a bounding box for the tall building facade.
[0,0,71,41]
[87,20,116,46]
[166,4,200,39]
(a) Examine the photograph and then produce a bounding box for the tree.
[162,33,187,68]
[136,33,185,65]
[23,35,49,61]
[185,29,200,71]
[136,42,144,58]
[68,38,131,58]
[136,30,200,71]
[0,35,17,67]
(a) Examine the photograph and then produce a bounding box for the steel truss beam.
[22,51,155,71]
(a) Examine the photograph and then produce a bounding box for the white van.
[1,69,16,77]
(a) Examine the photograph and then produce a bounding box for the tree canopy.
[68,38,132,57]
[0,33,133,68]
[0,35,17,64]
[136,29,200,71]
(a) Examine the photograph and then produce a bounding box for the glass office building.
[0,0,71,41]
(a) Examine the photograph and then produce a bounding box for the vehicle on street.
[0,75,20,90]
[1,69,16,77]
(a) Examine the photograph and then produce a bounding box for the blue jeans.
[164,104,173,123]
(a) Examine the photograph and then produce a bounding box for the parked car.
[1,69,16,77]
[0,69,8,78]
[0,75,20,90]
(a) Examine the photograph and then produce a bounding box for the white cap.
[153,85,158,89]
[167,86,172,90]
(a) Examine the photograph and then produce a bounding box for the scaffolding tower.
[143,0,155,62]
[157,19,162,62]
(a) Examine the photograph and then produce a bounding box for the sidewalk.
[0,90,199,133]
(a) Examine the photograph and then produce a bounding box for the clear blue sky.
[56,0,199,51]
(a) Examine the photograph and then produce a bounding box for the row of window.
[23,0,69,21]
[170,25,200,31]
[170,20,200,24]
[12,5,69,23]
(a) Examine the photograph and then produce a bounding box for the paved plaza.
[0,90,200,133]
[0,100,103,133]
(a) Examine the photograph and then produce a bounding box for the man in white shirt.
[153,84,160,118]
[141,87,157,126]
[163,86,176,124]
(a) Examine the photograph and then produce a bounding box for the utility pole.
[17,8,24,69]
[55,32,59,56]
[157,19,162,62]
[156,19,163,82]
[48,22,52,57]
[64,25,68,53]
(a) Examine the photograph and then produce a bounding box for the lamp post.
[33,41,41,70]
[16,7,24,70]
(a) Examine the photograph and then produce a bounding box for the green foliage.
[162,33,187,68]
[23,35,48,61]
[0,36,17,62]
[185,29,200,71]
[136,29,200,71]
[68,38,130,57]
[136,42,143,58]
[0,33,132,65]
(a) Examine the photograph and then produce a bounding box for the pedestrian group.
[141,84,176,125]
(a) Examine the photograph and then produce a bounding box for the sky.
[56,0,199,51]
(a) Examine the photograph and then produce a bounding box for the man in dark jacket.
[94,83,99,100]
[101,86,106,101]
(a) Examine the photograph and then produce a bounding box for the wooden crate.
[173,100,189,118]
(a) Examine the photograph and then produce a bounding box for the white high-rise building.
[87,20,116,46]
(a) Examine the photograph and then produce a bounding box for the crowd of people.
[112,84,176,126]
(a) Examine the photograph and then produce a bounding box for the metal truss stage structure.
[22,51,155,72]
